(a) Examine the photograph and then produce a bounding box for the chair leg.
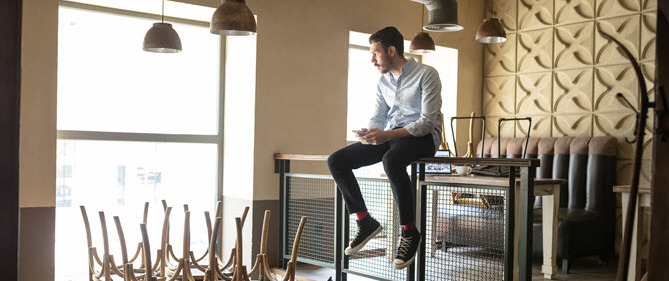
[562,258,571,274]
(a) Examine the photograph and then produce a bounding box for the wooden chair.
[124,223,156,281]
[246,211,274,281]
[84,201,283,281]
[82,202,164,281]
[163,210,195,281]
[110,203,156,278]
[281,216,307,281]
[156,201,173,279]
[150,201,242,281]
[218,207,250,275]
[202,210,273,281]
[81,207,122,281]
[200,216,222,281]
[166,201,227,280]
[191,202,223,267]
[226,214,307,281]
[192,205,250,281]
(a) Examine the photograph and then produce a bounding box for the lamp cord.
[421,7,425,32]
[489,0,493,18]
[161,0,165,23]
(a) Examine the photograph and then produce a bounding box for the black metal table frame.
[275,156,538,281]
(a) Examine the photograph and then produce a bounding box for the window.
[346,31,458,178]
[346,31,422,142]
[55,3,232,281]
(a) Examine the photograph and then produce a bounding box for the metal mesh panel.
[286,175,336,265]
[424,184,507,281]
[347,178,408,281]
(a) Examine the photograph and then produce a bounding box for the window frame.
[346,42,422,143]
[56,0,226,201]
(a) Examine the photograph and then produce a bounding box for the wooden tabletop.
[274,153,540,167]
[274,153,329,161]
[425,174,565,187]
[613,185,652,194]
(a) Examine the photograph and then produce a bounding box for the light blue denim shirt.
[368,58,443,150]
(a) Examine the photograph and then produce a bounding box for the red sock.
[355,211,369,220]
[403,222,415,230]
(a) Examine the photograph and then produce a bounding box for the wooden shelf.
[274,154,329,161]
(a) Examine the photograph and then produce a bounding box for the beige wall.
[481,0,657,254]
[250,0,485,200]
[20,0,58,208]
[482,0,656,186]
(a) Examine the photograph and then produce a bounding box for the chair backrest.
[477,136,617,214]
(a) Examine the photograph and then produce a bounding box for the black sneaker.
[393,228,421,269]
[344,216,383,255]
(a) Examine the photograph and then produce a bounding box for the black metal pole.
[277,159,290,268]
[450,116,487,157]
[343,208,350,281]
[335,188,345,281]
[505,169,516,281]
[417,164,427,281]
[408,163,418,281]
[335,185,346,281]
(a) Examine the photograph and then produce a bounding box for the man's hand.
[360,128,388,145]
[353,128,369,138]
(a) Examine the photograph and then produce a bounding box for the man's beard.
[376,64,389,74]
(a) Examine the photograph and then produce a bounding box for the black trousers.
[327,133,435,225]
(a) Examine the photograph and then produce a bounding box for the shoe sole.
[393,236,422,270]
[344,225,383,255]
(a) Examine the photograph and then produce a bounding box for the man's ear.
[387,46,397,57]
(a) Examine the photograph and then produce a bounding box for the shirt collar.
[387,58,417,80]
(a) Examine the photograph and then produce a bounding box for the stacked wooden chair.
[81,201,307,281]
[81,203,151,281]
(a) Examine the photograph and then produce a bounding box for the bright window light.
[345,31,458,178]
[57,6,220,134]
[56,5,225,281]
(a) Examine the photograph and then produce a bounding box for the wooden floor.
[288,256,617,280]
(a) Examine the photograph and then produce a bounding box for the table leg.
[430,190,438,257]
[513,190,520,281]
[519,168,535,281]
[541,184,560,279]
[621,193,640,281]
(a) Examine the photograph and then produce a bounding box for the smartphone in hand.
[352,129,366,135]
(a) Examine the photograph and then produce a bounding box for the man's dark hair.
[369,26,404,56]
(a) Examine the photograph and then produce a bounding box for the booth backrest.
[476,136,617,213]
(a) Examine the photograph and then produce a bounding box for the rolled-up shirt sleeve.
[368,83,389,130]
[404,68,442,137]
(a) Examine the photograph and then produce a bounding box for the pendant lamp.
[210,0,256,35]
[420,0,463,32]
[143,0,182,53]
[476,0,506,43]
[410,8,436,54]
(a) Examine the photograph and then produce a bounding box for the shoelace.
[353,224,370,243]
[397,235,413,256]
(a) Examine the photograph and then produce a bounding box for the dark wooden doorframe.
[648,1,669,280]
[0,0,22,280]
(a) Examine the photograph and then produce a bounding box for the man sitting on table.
[327,26,443,269]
